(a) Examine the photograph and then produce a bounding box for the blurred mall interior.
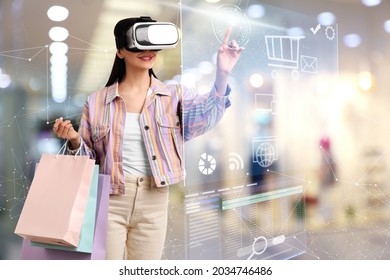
[1,0,390,260]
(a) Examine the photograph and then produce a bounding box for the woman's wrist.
[215,72,230,97]
[69,137,81,150]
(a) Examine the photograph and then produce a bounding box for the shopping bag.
[89,174,110,259]
[30,165,99,253]
[20,173,110,260]
[14,150,95,247]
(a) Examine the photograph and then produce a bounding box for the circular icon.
[247,236,267,260]
[212,5,251,47]
[325,26,335,40]
[255,142,276,168]
[198,153,217,175]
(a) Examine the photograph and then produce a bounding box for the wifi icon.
[228,152,244,170]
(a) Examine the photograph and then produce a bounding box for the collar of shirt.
[105,77,173,105]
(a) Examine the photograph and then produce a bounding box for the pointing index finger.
[223,26,233,45]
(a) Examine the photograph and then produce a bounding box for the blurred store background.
[1,0,390,260]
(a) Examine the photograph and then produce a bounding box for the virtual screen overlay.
[163,1,338,260]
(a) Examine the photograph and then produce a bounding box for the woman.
[53,16,243,260]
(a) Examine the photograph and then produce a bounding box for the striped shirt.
[71,77,231,194]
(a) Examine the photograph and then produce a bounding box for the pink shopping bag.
[30,165,99,253]
[14,153,95,247]
[20,174,110,260]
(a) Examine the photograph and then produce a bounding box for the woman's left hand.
[216,26,244,75]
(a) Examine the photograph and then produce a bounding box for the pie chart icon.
[198,153,217,175]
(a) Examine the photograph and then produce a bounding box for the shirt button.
[160,181,166,186]
[139,177,144,182]
[144,125,149,130]
[152,155,157,160]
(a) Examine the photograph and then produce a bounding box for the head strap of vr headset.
[115,16,156,50]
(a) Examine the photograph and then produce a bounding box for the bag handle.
[56,139,84,159]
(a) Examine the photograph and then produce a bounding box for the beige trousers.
[105,174,169,260]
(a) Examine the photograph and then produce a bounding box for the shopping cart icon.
[265,35,305,80]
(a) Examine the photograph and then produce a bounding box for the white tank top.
[122,112,152,176]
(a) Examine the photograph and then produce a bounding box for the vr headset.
[117,21,179,52]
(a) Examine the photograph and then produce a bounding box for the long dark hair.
[105,17,157,87]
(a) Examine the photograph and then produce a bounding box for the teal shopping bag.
[30,165,99,253]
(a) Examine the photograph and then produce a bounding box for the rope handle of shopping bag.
[56,138,85,159]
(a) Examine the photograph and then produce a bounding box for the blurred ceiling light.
[358,71,373,92]
[287,27,305,36]
[51,74,67,85]
[0,69,12,89]
[49,39,68,103]
[50,63,68,73]
[247,4,265,19]
[51,86,67,103]
[317,12,336,26]
[249,73,264,88]
[343,33,361,48]
[384,19,390,33]
[28,78,42,91]
[361,0,381,7]
[49,26,69,41]
[37,138,62,154]
[205,0,221,3]
[50,54,68,65]
[47,6,69,22]
[49,42,69,55]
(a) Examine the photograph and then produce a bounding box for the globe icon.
[255,142,276,167]
[212,4,251,47]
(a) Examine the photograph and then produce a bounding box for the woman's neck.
[118,70,151,113]
[121,69,151,90]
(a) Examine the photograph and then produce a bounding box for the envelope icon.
[301,55,317,73]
